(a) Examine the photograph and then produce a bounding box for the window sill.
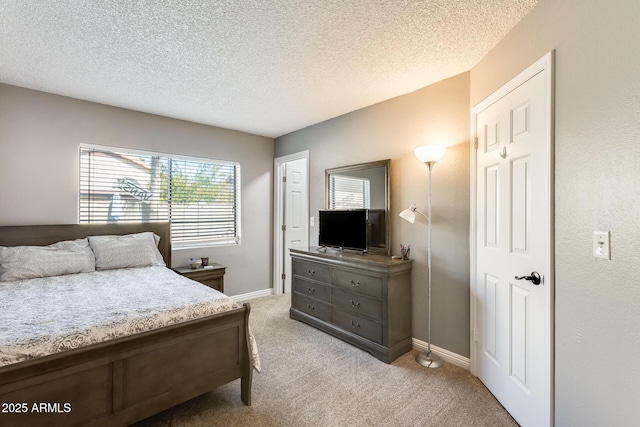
[172,240,240,251]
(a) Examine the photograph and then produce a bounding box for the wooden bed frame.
[0,223,252,426]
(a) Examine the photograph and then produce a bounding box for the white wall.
[0,84,275,297]
[276,73,471,357]
[471,0,640,424]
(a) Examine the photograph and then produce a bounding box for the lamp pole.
[415,159,444,369]
[400,144,446,368]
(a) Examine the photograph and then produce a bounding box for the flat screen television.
[318,209,368,252]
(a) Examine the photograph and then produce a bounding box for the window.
[329,174,371,209]
[79,145,241,248]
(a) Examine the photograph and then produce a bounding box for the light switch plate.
[310,216,315,227]
[593,231,610,260]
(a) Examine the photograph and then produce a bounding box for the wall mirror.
[325,159,390,255]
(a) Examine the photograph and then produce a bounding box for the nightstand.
[173,263,226,293]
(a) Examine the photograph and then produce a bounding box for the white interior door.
[282,157,308,293]
[472,53,554,427]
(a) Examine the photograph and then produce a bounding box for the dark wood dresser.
[289,247,412,363]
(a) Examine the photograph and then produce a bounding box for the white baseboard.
[231,288,274,303]
[412,338,470,370]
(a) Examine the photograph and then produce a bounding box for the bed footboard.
[0,304,252,427]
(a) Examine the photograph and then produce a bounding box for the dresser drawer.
[333,308,382,344]
[292,293,331,322]
[293,260,331,284]
[293,278,331,303]
[332,287,382,321]
[331,269,382,299]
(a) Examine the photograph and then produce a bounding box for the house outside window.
[79,145,241,248]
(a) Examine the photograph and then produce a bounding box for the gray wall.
[0,83,275,297]
[471,0,640,424]
[276,73,471,357]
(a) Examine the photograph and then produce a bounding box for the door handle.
[514,271,541,285]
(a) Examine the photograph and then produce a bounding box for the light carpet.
[134,293,517,427]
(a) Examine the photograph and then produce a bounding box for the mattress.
[0,266,260,371]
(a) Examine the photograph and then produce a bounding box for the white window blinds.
[329,174,371,209]
[79,146,240,247]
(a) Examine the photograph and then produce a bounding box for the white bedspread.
[0,266,260,371]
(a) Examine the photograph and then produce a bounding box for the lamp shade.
[399,204,429,223]
[414,145,446,163]
[399,207,416,223]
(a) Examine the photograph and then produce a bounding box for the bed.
[0,223,256,426]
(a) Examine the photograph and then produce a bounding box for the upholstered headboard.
[0,222,172,266]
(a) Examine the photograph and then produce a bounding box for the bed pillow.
[88,232,166,270]
[0,238,96,282]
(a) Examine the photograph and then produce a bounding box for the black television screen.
[319,209,368,252]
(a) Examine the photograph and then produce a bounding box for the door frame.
[469,51,555,423]
[273,150,309,295]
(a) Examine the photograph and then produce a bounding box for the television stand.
[289,247,412,363]
[317,246,368,256]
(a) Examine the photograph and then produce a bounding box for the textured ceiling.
[0,1,538,138]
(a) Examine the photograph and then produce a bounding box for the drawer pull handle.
[350,300,360,308]
[307,287,315,293]
[307,269,315,276]
[350,280,360,287]
[350,320,360,328]
[307,304,315,311]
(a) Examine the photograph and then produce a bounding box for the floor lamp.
[399,144,446,369]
